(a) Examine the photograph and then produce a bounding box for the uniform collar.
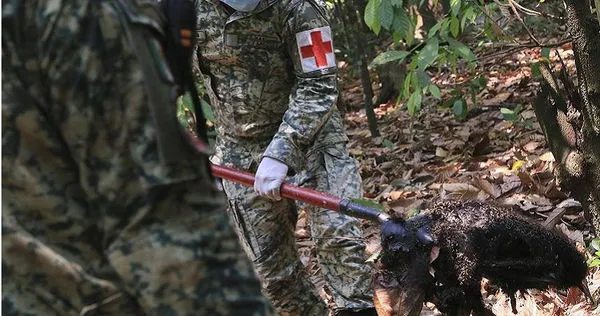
[224,0,280,23]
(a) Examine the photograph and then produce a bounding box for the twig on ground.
[507,0,542,46]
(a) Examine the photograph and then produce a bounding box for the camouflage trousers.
[220,142,375,315]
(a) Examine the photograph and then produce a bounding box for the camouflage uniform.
[2,1,274,315]
[195,0,375,314]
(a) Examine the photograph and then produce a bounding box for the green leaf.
[365,0,382,34]
[477,75,487,88]
[450,0,461,16]
[407,91,423,115]
[370,50,410,66]
[447,38,476,62]
[201,98,215,122]
[453,99,467,119]
[429,84,441,99]
[402,72,412,99]
[416,70,431,87]
[440,96,456,108]
[450,16,460,38]
[392,7,410,38]
[390,0,403,8]
[438,19,450,38]
[515,103,523,113]
[468,76,487,96]
[501,107,518,121]
[589,258,600,268]
[408,56,418,71]
[405,14,417,46]
[531,62,541,78]
[541,47,551,59]
[418,37,439,69]
[461,6,476,30]
[428,20,444,39]
[379,0,394,29]
[177,99,190,128]
[383,139,395,149]
[410,71,420,91]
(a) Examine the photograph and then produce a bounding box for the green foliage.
[418,38,439,69]
[177,91,215,127]
[370,50,410,66]
[452,98,467,120]
[176,95,191,129]
[428,84,441,100]
[500,104,535,128]
[437,77,485,120]
[382,138,396,149]
[364,0,382,34]
[467,75,487,106]
[364,0,482,119]
[363,0,563,122]
[500,106,519,121]
[177,82,217,146]
[407,90,423,115]
[588,238,600,268]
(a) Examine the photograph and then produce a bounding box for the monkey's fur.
[374,200,589,316]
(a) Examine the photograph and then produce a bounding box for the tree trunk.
[533,0,600,234]
[347,0,380,137]
[358,53,381,137]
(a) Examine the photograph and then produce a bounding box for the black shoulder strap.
[161,0,208,144]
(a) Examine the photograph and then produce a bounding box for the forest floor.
[296,36,600,315]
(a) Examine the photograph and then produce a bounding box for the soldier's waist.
[216,128,275,144]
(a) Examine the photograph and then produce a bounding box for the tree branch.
[533,85,577,165]
[477,39,572,64]
[507,0,541,46]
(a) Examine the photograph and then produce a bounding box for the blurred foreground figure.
[2,1,274,315]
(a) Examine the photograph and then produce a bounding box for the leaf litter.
[295,41,599,315]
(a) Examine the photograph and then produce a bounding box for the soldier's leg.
[306,143,375,312]
[221,179,329,316]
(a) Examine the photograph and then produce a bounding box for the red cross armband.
[294,26,337,76]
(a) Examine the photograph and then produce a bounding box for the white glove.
[254,157,289,201]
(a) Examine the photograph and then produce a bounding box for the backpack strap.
[161,0,208,144]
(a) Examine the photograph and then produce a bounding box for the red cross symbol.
[300,30,333,68]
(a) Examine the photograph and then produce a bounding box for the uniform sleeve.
[261,0,339,172]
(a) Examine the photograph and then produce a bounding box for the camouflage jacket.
[195,0,348,172]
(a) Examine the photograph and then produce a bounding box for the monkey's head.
[375,215,438,316]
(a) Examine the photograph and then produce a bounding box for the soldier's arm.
[261,0,338,171]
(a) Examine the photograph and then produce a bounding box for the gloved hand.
[254,157,289,201]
